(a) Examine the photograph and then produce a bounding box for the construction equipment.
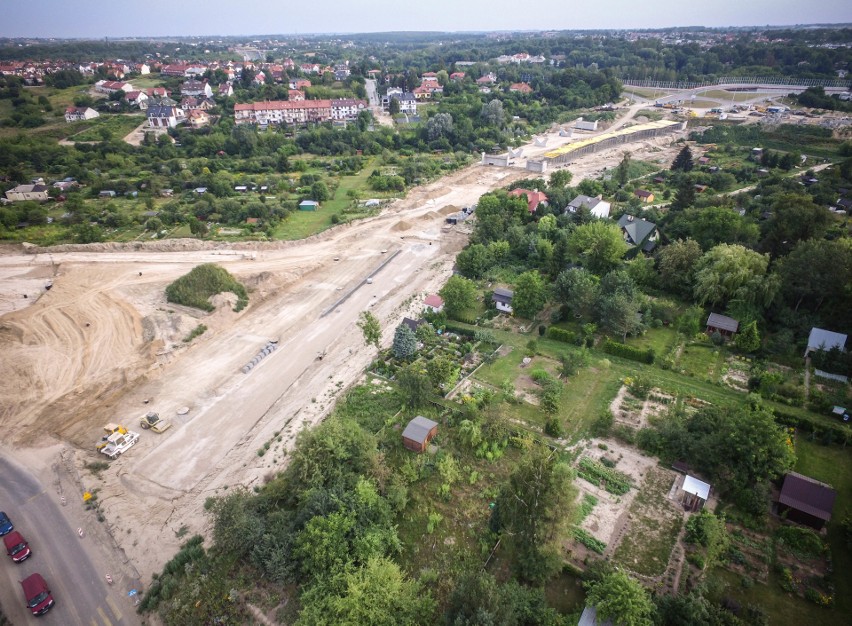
[98,430,140,459]
[140,412,172,433]
[96,424,127,451]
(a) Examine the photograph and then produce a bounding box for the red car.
[4,530,31,563]
[20,573,54,616]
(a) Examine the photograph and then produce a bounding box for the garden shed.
[492,287,514,313]
[578,606,614,626]
[680,475,711,512]
[299,200,319,211]
[805,327,847,357]
[706,313,739,338]
[401,416,438,453]
[777,472,836,530]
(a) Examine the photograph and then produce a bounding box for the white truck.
[98,430,140,459]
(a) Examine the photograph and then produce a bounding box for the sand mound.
[420,210,442,220]
[392,220,413,231]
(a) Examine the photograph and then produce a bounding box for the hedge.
[547,327,579,345]
[772,408,850,444]
[602,339,655,364]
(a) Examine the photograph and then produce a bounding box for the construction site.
[0,102,690,591]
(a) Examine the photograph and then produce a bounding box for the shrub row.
[577,457,632,495]
[772,408,850,444]
[573,527,606,554]
[546,327,580,345]
[602,339,655,364]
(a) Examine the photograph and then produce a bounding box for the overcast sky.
[2,0,850,38]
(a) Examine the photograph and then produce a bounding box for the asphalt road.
[0,456,137,626]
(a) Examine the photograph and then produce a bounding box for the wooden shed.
[777,472,836,530]
[680,475,711,512]
[402,416,438,453]
[706,313,739,338]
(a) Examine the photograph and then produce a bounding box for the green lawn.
[626,326,679,355]
[271,161,381,240]
[69,114,145,141]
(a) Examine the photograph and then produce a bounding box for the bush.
[602,339,654,364]
[775,526,824,558]
[546,326,580,345]
[443,323,476,338]
[573,527,606,554]
[165,264,248,312]
[591,411,614,437]
[544,417,563,438]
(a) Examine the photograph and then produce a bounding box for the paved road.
[0,456,137,626]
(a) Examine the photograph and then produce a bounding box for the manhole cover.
[177,407,190,415]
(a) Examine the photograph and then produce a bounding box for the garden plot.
[566,439,657,564]
[609,384,676,430]
[722,355,751,392]
[514,356,562,406]
[612,465,685,579]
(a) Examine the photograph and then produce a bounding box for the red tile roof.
[509,188,549,213]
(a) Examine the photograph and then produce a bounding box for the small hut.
[706,313,739,338]
[777,472,836,530]
[681,475,711,512]
[401,416,438,453]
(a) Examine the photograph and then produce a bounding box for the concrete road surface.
[0,456,139,626]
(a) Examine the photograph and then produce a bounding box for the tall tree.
[586,571,654,626]
[357,311,381,350]
[567,220,629,274]
[496,443,577,582]
[657,238,702,297]
[671,145,694,172]
[776,238,852,314]
[396,363,433,408]
[439,275,477,318]
[760,192,832,258]
[615,151,632,187]
[693,244,778,309]
[555,267,599,318]
[512,271,548,319]
[297,557,436,626]
[392,323,418,360]
[734,320,761,353]
[456,243,491,278]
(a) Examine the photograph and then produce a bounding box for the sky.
[1,0,850,38]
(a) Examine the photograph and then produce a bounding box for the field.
[67,113,145,141]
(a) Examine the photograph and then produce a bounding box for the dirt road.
[0,110,687,583]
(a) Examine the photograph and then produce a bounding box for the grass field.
[69,114,145,141]
[271,161,382,240]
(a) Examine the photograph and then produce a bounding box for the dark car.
[20,573,55,616]
[4,530,31,563]
[0,511,12,536]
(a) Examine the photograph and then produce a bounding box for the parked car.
[4,530,31,562]
[0,511,12,536]
[20,573,55,616]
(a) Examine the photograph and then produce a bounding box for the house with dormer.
[617,214,659,255]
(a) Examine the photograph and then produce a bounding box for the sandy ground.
[0,106,689,583]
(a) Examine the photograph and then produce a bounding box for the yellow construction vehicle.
[96,424,127,450]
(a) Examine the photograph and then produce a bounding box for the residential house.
[288,89,305,101]
[217,83,233,98]
[617,214,658,253]
[147,105,184,129]
[123,91,148,108]
[300,63,321,74]
[95,80,133,94]
[509,188,548,213]
[402,416,439,453]
[180,97,214,111]
[64,106,99,122]
[776,472,837,530]
[492,287,514,313]
[299,200,319,211]
[382,89,417,113]
[449,72,465,81]
[180,80,213,98]
[566,194,611,219]
[634,189,655,203]
[476,73,497,86]
[252,72,266,86]
[4,184,49,202]
[509,82,533,94]
[706,313,739,338]
[330,99,367,120]
[423,294,444,313]
[145,87,169,99]
[160,64,191,77]
[187,109,211,129]
[289,78,311,90]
